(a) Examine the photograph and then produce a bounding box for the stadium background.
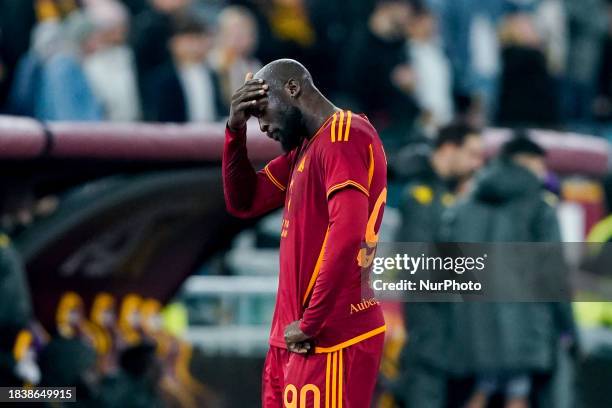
[1,0,612,407]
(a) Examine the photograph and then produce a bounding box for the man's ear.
[285,78,301,99]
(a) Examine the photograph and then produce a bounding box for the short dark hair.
[171,14,208,37]
[434,122,480,149]
[501,130,546,158]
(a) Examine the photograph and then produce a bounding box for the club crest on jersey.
[297,157,307,172]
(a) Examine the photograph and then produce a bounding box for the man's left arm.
[285,121,375,349]
[300,187,369,339]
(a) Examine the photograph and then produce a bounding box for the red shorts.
[262,333,385,408]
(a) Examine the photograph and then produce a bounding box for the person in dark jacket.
[0,232,32,329]
[441,133,576,408]
[338,0,420,147]
[495,12,560,128]
[395,122,484,242]
[130,0,193,119]
[393,122,483,408]
[147,14,227,123]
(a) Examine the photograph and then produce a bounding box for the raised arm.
[222,74,290,218]
[223,125,291,218]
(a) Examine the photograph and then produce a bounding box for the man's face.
[252,83,305,152]
[221,15,257,56]
[378,2,412,38]
[170,33,210,64]
[448,135,484,179]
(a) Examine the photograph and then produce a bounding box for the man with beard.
[223,59,387,407]
[395,122,483,242]
[392,122,483,407]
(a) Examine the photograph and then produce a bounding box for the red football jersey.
[223,110,387,352]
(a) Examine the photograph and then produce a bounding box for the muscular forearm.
[300,188,369,337]
[223,125,287,218]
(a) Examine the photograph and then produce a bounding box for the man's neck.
[301,92,338,140]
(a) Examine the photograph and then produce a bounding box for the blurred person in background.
[265,0,316,60]
[84,0,142,121]
[230,0,358,95]
[39,10,104,121]
[42,292,105,405]
[39,336,101,405]
[7,20,63,117]
[496,10,560,129]
[534,0,568,83]
[564,0,609,125]
[102,343,165,408]
[90,292,121,376]
[442,133,576,408]
[579,172,612,279]
[0,218,37,386]
[432,0,505,121]
[210,5,262,109]
[18,10,105,121]
[394,122,483,242]
[117,293,145,347]
[339,0,420,148]
[131,0,193,119]
[594,0,612,129]
[0,328,40,387]
[406,4,454,133]
[56,292,104,351]
[0,0,38,111]
[140,298,219,408]
[587,172,612,244]
[0,231,33,336]
[233,0,316,70]
[148,13,226,123]
[391,122,483,408]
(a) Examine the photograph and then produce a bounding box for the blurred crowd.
[0,0,612,146]
[383,125,580,408]
[0,270,215,407]
[2,0,612,407]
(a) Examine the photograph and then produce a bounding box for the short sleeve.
[320,121,371,199]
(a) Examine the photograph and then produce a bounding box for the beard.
[278,106,306,152]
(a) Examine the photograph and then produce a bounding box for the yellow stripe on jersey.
[343,111,352,142]
[264,165,286,191]
[367,144,374,189]
[326,353,331,408]
[331,113,337,143]
[315,324,386,353]
[326,180,369,198]
[338,350,343,408]
[331,351,338,408]
[302,227,330,305]
[337,111,345,144]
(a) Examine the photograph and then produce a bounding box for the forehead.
[253,68,269,81]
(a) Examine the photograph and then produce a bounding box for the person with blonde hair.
[210,6,262,107]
